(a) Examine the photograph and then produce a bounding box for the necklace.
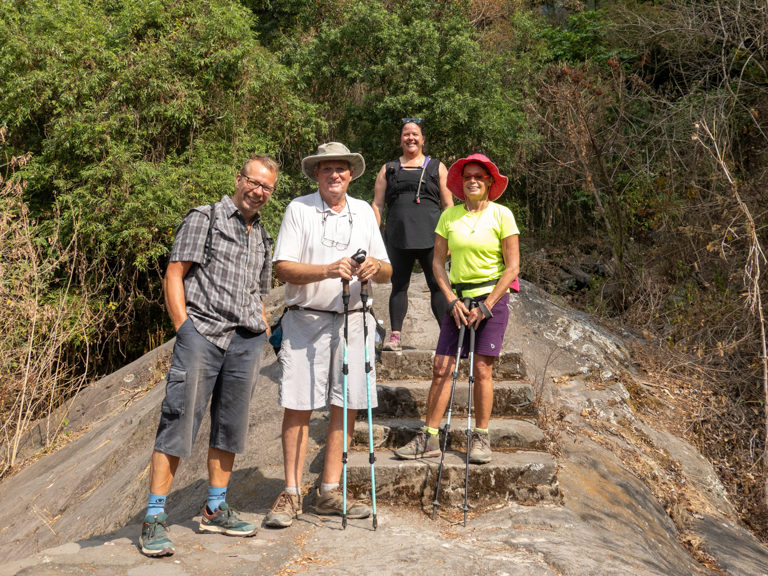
[462,207,486,235]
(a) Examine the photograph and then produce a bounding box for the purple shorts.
[435,292,510,358]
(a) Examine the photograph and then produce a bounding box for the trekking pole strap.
[477,301,493,319]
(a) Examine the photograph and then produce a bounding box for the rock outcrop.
[1,276,766,576]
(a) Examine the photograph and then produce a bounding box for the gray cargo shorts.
[278,308,377,411]
[154,318,267,458]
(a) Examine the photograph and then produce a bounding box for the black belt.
[235,326,266,336]
[451,278,500,299]
[287,305,366,315]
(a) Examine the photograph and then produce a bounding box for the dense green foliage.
[282,0,538,183]
[1,0,323,263]
[2,0,768,535]
[1,0,325,361]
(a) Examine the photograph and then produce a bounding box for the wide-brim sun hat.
[301,142,365,182]
[446,153,508,201]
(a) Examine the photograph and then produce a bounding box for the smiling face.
[400,122,424,157]
[233,160,277,222]
[462,162,491,203]
[314,160,353,208]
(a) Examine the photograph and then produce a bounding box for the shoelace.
[145,519,168,539]
[274,492,297,514]
[471,432,489,450]
[206,505,236,526]
[219,507,238,526]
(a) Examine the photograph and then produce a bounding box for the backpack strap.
[386,157,435,206]
[414,156,431,205]
[203,203,216,267]
[384,161,400,206]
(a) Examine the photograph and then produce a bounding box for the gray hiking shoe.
[393,427,441,460]
[314,487,371,519]
[139,513,175,557]
[199,502,258,536]
[469,430,492,464]
[265,491,302,528]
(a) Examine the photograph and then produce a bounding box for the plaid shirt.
[169,195,272,349]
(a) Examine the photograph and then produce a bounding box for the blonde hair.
[241,154,280,178]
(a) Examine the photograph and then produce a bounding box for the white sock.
[321,483,339,494]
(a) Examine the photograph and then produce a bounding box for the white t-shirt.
[273,191,390,312]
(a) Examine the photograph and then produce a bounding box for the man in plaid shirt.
[139,154,278,557]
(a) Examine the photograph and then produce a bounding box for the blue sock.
[207,486,227,513]
[147,493,166,517]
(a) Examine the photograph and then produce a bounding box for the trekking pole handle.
[342,278,350,306]
[463,297,472,321]
[351,249,369,300]
[351,248,367,264]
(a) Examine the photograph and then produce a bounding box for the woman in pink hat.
[394,153,520,464]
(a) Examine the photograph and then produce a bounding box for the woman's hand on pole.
[466,304,486,330]
[450,298,470,328]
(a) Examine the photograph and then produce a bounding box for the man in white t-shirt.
[265,142,392,528]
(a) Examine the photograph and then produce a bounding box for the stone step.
[375,379,535,418]
[344,450,559,508]
[351,418,547,452]
[377,349,525,381]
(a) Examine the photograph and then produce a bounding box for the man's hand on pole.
[355,257,381,282]
[325,257,356,280]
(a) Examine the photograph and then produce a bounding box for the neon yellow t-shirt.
[435,202,519,298]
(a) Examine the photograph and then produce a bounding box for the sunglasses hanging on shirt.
[320,198,353,250]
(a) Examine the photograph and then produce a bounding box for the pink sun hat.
[446,153,509,201]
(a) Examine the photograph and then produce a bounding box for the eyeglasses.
[401,117,422,126]
[240,173,275,194]
[318,166,350,176]
[320,199,354,250]
[462,173,490,181]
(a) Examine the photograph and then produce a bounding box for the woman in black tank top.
[371,119,454,351]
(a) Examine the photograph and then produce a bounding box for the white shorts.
[278,308,378,411]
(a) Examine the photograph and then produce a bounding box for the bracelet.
[448,298,460,313]
[478,301,493,319]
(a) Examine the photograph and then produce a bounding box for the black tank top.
[384,157,442,249]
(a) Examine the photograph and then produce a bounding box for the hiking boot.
[469,430,492,464]
[139,513,175,557]
[394,428,441,460]
[314,487,370,519]
[265,491,302,528]
[383,332,402,351]
[199,502,258,536]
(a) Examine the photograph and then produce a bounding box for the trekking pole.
[341,277,351,530]
[351,249,378,530]
[464,302,478,527]
[432,297,471,520]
